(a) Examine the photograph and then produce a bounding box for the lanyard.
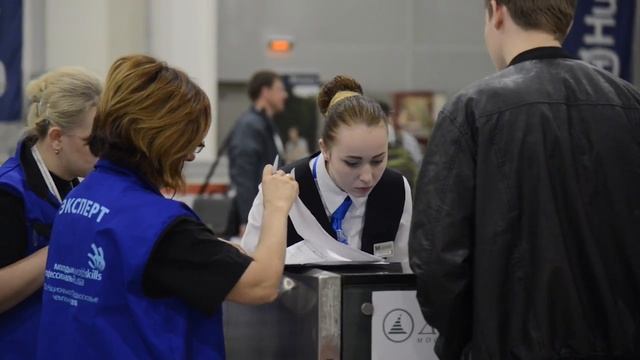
[312,155,320,180]
[312,155,351,244]
[31,145,63,203]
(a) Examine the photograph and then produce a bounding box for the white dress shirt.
[241,153,412,268]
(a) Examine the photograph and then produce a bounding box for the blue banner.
[0,0,23,121]
[564,0,636,81]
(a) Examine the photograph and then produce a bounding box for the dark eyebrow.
[343,152,386,160]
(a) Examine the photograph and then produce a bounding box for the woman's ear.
[47,126,63,154]
[318,139,330,161]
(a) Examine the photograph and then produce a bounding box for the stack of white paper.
[285,196,384,265]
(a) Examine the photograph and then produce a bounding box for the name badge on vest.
[373,241,394,258]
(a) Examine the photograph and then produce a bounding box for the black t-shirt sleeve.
[142,217,253,316]
[0,189,28,267]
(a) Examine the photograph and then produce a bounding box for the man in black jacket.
[409,1,640,359]
[228,70,288,236]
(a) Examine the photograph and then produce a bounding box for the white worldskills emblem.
[88,243,105,272]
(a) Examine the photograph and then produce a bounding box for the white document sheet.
[285,197,384,265]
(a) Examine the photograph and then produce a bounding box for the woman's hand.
[261,165,298,215]
[225,165,298,305]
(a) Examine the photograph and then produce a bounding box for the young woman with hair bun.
[242,75,412,268]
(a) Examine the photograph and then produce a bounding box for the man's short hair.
[247,70,280,102]
[485,0,577,42]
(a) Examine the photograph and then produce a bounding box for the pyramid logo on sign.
[383,309,414,343]
[388,315,407,334]
[419,323,437,335]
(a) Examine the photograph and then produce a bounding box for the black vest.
[282,153,405,254]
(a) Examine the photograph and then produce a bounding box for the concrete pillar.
[44,0,147,77]
[148,0,218,161]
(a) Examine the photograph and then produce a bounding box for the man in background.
[409,0,640,359]
[379,101,421,188]
[228,70,288,236]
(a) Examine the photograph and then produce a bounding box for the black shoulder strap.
[284,153,336,246]
[361,169,405,254]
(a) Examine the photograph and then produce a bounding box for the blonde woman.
[0,67,101,358]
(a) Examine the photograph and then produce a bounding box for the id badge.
[373,241,394,258]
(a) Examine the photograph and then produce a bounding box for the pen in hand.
[272,155,279,174]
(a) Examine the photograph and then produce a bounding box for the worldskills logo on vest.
[88,243,106,272]
[45,243,105,293]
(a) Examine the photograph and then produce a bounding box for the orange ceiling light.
[268,38,294,53]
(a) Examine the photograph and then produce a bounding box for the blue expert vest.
[0,141,60,360]
[36,160,225,360]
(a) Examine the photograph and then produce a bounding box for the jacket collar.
[250,105,280,137]
[250,105,271,120]
[509,46,574,67]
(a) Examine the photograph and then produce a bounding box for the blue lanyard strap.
[331,197,352,244]
[312,155,319,181]
[313,155,351,244]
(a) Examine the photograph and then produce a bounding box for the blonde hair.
[26,67,102,138]
[89,55,211,191]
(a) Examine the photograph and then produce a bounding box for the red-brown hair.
[89,55,211,191]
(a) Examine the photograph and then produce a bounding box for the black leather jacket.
[409,48,640,360]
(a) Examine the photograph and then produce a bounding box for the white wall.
[46,0,108,75]
[217,0,495,95]
[23,0,45,82]
[45,0,147,77]
[218,0,640,94]
[410,0,494,93]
